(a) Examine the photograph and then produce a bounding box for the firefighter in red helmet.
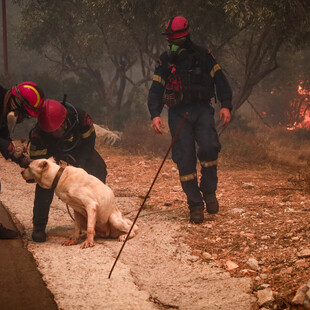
[162,16,190,40]
[148,16,232,224]
[0,82,44,165]
[11,82,45,117]
[0,81,44,239]
[29,99,107,242]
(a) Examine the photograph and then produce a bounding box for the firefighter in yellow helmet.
[0,81,45,239]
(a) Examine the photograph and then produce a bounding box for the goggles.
[167,37,186,46]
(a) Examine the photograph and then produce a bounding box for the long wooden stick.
[108,112,188,278]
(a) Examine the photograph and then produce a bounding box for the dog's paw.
[62,239,78,246]
[80,240,95,249]
[118,234,127,242]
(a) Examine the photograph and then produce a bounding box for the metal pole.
[108,112,188,279]
[2,0,8,74]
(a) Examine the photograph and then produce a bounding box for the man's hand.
[18,154,32,168]
[7,142,15,156]
[152,116,165,134]
[219,108,231,127]
[4,142,31,168]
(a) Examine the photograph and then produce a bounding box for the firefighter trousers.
[168,104,221,211]
[33,149,107,228]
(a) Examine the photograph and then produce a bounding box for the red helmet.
[38,99,67,132]
[12,82,45,117]
[162,16,190,39]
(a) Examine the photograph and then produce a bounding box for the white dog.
[21,158,138,249]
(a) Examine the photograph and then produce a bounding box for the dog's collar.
[52,167,65,189]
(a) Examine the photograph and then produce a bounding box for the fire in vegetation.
[287,81,310,130]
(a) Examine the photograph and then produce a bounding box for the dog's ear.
[48,156,56,163]
[39,160,49,171]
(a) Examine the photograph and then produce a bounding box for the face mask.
[170,44,180,52]
[169,44,188,60]
[169,44,182,58]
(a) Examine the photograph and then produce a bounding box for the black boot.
[189,209,204,224]
[204,193,219,214]
[32,226,46,242]
[0,223,19,239]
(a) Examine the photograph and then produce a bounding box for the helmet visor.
[12,95,31,119]
[167,37,187,45]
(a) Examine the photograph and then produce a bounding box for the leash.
[108,112,188,279]
[66,204,75,221]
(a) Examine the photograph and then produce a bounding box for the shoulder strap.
[207,49,216,60]
[189,44,208,76]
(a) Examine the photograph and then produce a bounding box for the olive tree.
[14,0,310,127]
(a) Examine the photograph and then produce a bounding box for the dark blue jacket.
[29,106,96,167]
[148,40,232,119]
[0,85,11,158]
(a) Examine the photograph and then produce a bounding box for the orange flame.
[287,81,310,130]
[298,83,310,96]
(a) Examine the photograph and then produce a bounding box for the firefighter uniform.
[29,105,107,230]
[148,40,232,212]
[0,85,20,239]
[0,85,11,158]
[1,82,45,164]
[1,83,42,239]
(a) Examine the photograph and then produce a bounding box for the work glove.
[7,142,32,168]
[17,153,32,168]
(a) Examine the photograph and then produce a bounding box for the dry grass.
[117,123,310,168]
[221,127,310,170]
[97,123,310,186]
[118,123,172,158]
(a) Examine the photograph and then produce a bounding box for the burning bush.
[286,81,310,130]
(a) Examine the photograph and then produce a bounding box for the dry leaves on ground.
[102,147,309,309]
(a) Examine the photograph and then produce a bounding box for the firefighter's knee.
[197,143,220,162]
[172,142,196,173]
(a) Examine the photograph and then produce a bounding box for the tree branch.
[247,99,271,128]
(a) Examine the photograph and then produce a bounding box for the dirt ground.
[104,150,310,309]
[0,145,309,309]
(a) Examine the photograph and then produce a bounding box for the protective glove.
[18,153,32,168]
[7,142,32,168]
[6,142,15,156]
